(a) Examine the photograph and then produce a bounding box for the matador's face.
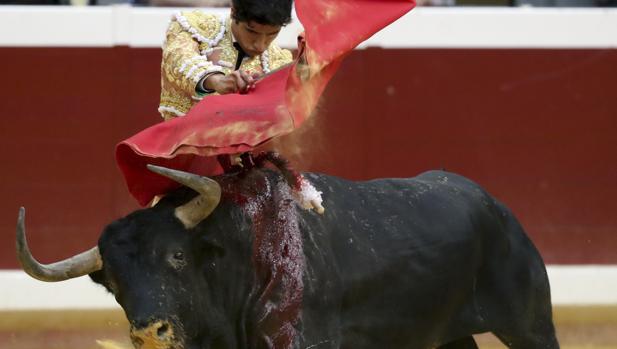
[231,19,282,57]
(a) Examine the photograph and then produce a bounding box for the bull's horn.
[16,207,102,282]
[147,165,221,229]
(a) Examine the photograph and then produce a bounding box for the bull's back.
[303,170,505,273]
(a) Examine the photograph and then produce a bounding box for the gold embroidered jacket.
[159,10,293,120]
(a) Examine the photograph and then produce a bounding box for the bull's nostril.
[157,323,170,338]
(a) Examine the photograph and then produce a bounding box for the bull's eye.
[168,250,187,270]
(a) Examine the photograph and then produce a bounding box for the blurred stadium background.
[0,3,615,348]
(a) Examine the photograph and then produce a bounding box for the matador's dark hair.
[231,0,293,27]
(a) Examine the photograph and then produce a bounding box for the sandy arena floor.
[0,306,615,349]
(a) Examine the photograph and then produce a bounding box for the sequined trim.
[217,60,234,68]
[175,12,226,48]
[261,49,270,73]
[158,105,186,117]
[159,92,194,118]
[179,55,207,73]
[191,66,226,100]
[193,66,224,82]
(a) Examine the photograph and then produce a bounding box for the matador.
[158,0,294,120]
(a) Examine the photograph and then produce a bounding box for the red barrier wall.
[1,47,615,267]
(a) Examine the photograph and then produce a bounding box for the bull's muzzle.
[130,320,178,349]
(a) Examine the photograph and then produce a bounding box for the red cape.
[116,0,415,206]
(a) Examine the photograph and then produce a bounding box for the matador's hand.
[206,71,257,95]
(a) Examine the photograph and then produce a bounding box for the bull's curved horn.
[16,207,102,282]
[147,165,221,229]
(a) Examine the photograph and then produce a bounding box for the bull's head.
[17,166,253,349]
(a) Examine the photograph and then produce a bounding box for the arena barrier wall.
[0,6,616,308]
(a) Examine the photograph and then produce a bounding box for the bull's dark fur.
[90,168,559,349]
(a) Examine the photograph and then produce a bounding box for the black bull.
[17,167,559,349]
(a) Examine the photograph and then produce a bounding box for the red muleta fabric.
[116,0,416,206]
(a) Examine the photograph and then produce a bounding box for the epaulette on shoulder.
[174,10,227,48]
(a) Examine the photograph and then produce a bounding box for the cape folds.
[116,0,415,206]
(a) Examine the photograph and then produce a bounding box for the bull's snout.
[130,320,177,348]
